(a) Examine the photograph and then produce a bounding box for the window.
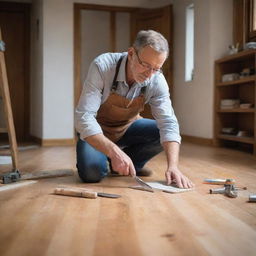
[185,3,194,82]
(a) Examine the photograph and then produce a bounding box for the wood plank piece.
[20,169,74,180]
[0,180,37,191]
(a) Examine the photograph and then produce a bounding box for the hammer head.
[224,184,238,198]
[2,170,21,184]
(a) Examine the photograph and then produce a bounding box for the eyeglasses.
[134,50,162,74]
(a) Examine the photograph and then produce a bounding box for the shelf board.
[215,49,256,63]
[216,75,256,86]
[217,108,255,113]
[217,134,255,144]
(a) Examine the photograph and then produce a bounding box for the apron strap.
[111,56,124,92]
[111,56,146,96]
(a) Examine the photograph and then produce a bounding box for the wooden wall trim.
[74,3,138,13]
[31,136,76,147]
[232,0,256,45]
[74,3,81,107]
[181,135,214,146]
[233,0,246,46]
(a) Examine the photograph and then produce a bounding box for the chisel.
[54,187,121,199]
[132,175,154,192]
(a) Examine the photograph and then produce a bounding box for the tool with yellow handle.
[54,187,121,199]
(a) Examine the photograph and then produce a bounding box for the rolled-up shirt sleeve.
[75,61,104,140]
[149,74,181,144]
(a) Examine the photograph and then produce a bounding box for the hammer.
[209,179,246,198]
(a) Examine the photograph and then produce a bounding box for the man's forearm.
[163,141,194,188]
[84,133,136,176]
[162,141,180,168]
[84,133,119,158]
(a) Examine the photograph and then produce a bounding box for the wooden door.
[0,2,30,142]
[131,5,173,119]
[74,4,137,107]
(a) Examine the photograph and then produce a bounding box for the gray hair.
[133,30,169,57]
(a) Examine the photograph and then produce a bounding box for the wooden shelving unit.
[214,49,256,154]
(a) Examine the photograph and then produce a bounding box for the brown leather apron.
[96,57,146,142]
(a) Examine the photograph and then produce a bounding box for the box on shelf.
[221,127,237,135]
[220,99,240,109]
[221,73,240,82]
[240,67,255,77]
[240,103,253,109]
[237,130,252,137]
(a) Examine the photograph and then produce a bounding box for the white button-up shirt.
[75,52,181,144]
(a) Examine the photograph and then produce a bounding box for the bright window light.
[185,4,194,82]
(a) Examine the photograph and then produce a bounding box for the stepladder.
[0,28,20,183]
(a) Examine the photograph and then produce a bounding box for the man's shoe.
[136,167,153,177]
[110,170,120,176]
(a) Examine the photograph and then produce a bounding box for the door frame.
[0,1,31,142]
[73,3,138,106]
[131,5,173,96]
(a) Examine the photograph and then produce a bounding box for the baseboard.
[31,134,212,147]
[181,134,213,146]
[31,136,76,146]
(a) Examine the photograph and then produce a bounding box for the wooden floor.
[0,142,256,256]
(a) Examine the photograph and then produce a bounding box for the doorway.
[80,9,131,87]
[74,3,173,118]
[0,2,31,142]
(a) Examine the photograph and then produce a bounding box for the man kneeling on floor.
[75,30,194,189]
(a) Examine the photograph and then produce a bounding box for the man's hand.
[165,166,194,188]
[162,141,194,188]
[86,134,136,176]
[109,147,136,176]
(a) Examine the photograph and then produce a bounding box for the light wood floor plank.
[0,143,255,256]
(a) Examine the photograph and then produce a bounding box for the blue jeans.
[76,118,163,183]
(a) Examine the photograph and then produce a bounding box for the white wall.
[42,0,74,139]
[116,12,130,52]
[81,10,111,82]
[29,0,233,140]
[81,10,130,82]
[173,0,233,139]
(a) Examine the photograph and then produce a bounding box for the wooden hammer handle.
[54,187,97,199]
